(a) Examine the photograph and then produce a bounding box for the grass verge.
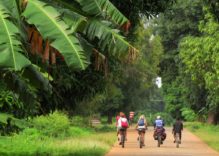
[185,122,219,152]
[0,128,116,156]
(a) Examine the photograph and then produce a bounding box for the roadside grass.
[0,112,116,156]
[185,122,219,151]
[0,127,116,156]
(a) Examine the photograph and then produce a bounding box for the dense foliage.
[0,0,137,117]
[156,0,219,123]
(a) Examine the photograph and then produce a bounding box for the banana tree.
[0,0,137,71]
[0,0,137,116]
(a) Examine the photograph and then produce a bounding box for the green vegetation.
[0,112,116,156]
[156,0,219,124]
[186,122,219,151]
[1,0,219,155]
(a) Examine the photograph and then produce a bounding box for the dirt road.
[105,127,219,156]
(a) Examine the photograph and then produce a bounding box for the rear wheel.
[175,133,180,148]
[157,135,161,147]
[121,131,125,148]
[139,133,142,148]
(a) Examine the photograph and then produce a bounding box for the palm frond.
[0,5,31,71]
[76,0,128,26]
[22,0,89,70]
[22,65,52,92]
[85,20,138,60]
[61,9,87,32]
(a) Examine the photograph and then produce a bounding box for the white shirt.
[118,117,128,128]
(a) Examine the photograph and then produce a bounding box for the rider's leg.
[142,131,145,145]
[119,129,122,144]
[125,129,127,141]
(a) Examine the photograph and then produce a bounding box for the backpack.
[121,118,128,128]
[138,119,144,126]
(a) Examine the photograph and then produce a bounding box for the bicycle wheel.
[157,135,161,147]
[175,133,180,148]
[139,134,142,148]
[121,131,125,148]
[122,135,125,148]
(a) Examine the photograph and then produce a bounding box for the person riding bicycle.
[117,112,129,145]
[172,117,183,143]
[136,115,147,146]
[153,116,166,143]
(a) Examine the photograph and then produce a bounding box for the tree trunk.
[207,111,215,124]
[107,112,113,124]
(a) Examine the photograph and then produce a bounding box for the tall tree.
[179,9,219,123]
[155,0,206,118]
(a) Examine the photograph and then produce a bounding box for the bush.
[94,124,115,132]
[68,127,91,137]
[32,111,70,137]
[71,116,89,127]
[181,107,197,121]
[185,122,203,132]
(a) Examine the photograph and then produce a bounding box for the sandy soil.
[105,127,219,156]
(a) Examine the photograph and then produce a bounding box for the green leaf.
[22,0,89,70]
[0,5,31,70]
[22,65,52,92]
[76,0,128,26]
[85,20,137,58]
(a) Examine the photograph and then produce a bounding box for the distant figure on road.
[172,118,183,143]
[129,111,135,126]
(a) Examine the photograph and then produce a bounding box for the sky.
[155,77,162,88]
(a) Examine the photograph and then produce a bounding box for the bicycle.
[174,133,180,148]
[154,127,164,147]
[120,128,126,148]
[137,128,145,148]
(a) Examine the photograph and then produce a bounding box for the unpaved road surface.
[105,127,219,156]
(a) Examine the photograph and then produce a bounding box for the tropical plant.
[0,0,137,71]
[0,0,137,115]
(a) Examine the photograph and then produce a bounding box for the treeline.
[156,0,219,124]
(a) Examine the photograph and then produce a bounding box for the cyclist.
[153,116,166,143]
[117,112,129,145]
[136,115,147,146]
[172,117,183,143]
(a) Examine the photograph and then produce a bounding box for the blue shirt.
[154,119,164,128]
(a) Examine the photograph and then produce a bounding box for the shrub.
[94,124,115,132]
[32,111,70,137]
[71,116,89,127]
[181,107,197,121]
[68,127,91,137]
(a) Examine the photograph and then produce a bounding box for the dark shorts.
[138,128,145,134]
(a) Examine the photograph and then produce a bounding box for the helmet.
[157,116,161,119]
